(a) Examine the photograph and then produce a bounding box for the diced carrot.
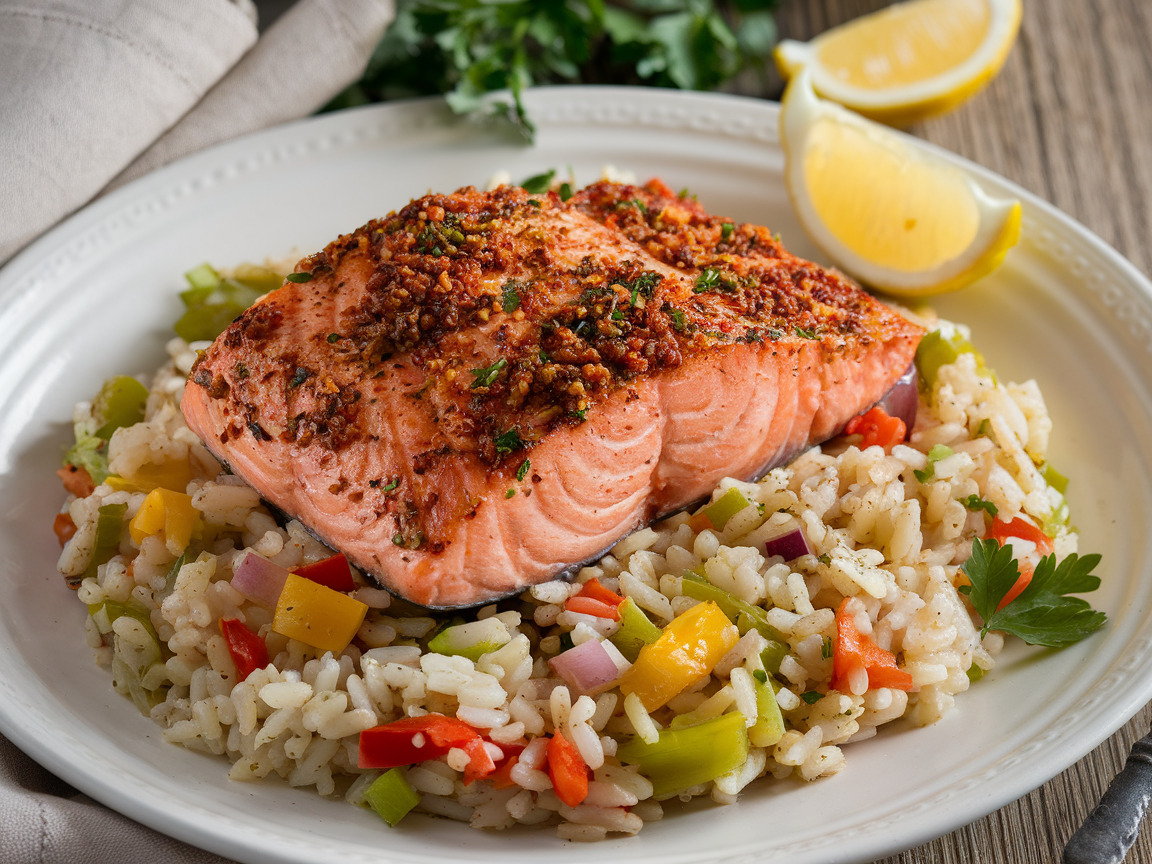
[564,596,621,620]
[844,406,906,451]
[57,465,95,498]
[830,598,913,692]
[487,743,526,790]
[546,732,589,807]
[574,577,624,607]
[53,512,77,547]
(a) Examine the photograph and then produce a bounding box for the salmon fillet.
[181,179,923,608]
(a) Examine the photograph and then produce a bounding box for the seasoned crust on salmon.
[181,179,923,608]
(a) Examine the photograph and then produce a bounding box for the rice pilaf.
[55,307,1083,840]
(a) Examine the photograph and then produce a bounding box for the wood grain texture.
[757,1,1152,861]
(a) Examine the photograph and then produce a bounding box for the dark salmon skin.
[182,180,923,608]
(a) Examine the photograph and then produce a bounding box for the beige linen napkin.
[0,1,394,861]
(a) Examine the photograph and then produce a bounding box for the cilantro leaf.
[959,538,1106,647]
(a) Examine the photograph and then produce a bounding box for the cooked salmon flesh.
[181,180,923,608]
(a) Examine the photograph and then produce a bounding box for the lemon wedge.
[775,0,1022,126]
[780,69,1021,297]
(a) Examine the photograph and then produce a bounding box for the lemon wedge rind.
[780,69,1022,298]
[775,0,1023,127]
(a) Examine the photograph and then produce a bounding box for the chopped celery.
[759,639,789,675]
[749,677,785,748]
[427,617,510,661]
[915,328,993,389]
[364,767,421,826]
[616,711,750,798]
[88,597,160,644]
[681,571,785,643]
[609,597,662,662]
[231,263,285,294]
[1040,462,1069,494]
[91,376,148,440]
[184,263,220,292]
[913,444,953,483]
[83,502,127,580]
[175,264,268,342]
[703,487,750,531]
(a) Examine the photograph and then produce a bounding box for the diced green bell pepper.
[703,487,750,531]
[92,376,149,440]
[616,711,750,799]
[365,767,421,826]
[609,596,663,662]
[681,571,785,643]
[749,677,785,748]
[426,617,510,661]
[83,502,127,580]
[759,639,789,675]
[915,328,993,389]
[175,264,269,342]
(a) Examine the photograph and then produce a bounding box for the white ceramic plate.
[2,88,1151,864]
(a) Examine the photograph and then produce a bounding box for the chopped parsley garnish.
[505,489,516,498]
[558,631,575,652]
[494,428,524,455]
[527,198,542,208]
[914,444,953,483]
[538,349,550,363]
[611,309,624,321]
[977,418,992,436]
[470,357,507,388]
[611,270,661,303]
[516,458,530,482]
[721,222,734,240]
[617,197,648,213]
[767,328,783,341]
[669,309,686,331]
[961,494,999,518]
[794,326,818,339]
[800,690,823,705]
[285,272,313,283]
[234,361,249,379]
[520,169,555,193]
[694,268,723,292]
[752,669,768,684]
[326,333,340,343]
[821,636,833,660]
[559,182,573,201]
[501,280,522,313]
[288,367,312,389]
[959,538,1106,647]
[569,408,588,422]
[380,477,399,493]
[818,553,831,565]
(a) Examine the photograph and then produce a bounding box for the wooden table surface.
[761,1,1152,861]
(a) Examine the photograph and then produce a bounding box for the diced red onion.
[231,551,290,608]
[548,638,626,694]
[876,362,918,436]
[764,527,812,561]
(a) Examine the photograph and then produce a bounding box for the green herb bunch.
[326,0,780,138]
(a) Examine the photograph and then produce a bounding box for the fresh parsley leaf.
[505,488,516,499]
[962,494,999,518]
[559,182,573,201]
[494,428,524,455]
[285,272,313,283]
[501,280,522,313]
[471,357,507,388]
[914,444,953,483]
[520,169,555,193]
[380,477,399,493]
[721,222,734,240]
[959,538,1106,647]
[516,458,530,482]
[326,333,340,344]
[569,408,588,421]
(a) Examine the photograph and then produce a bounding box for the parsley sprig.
[959,538,1106,648]
[326,0,780,140]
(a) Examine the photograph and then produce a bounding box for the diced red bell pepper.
[830,598,914,692]
[358,715,496,785]
[488,742,526,790]
[574,577,625,608]
[219,618,269,681]
[54,512,77,547]
[564,596,621,620]
[292,553,355,593]
[844,406,907,451]
[987,517,1055,611]
[57,465,95,498]
[546,732,590,807]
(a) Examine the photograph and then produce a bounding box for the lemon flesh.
[804,118,980,273]
[781,69,1021,297]
[776,0,1022,126]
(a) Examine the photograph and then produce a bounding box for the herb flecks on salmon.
[182,180,923,608]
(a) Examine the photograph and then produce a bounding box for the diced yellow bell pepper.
[618,600,738,712]
[273,572,367,653]
[122,459,193,494]
[129,488,197,555]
